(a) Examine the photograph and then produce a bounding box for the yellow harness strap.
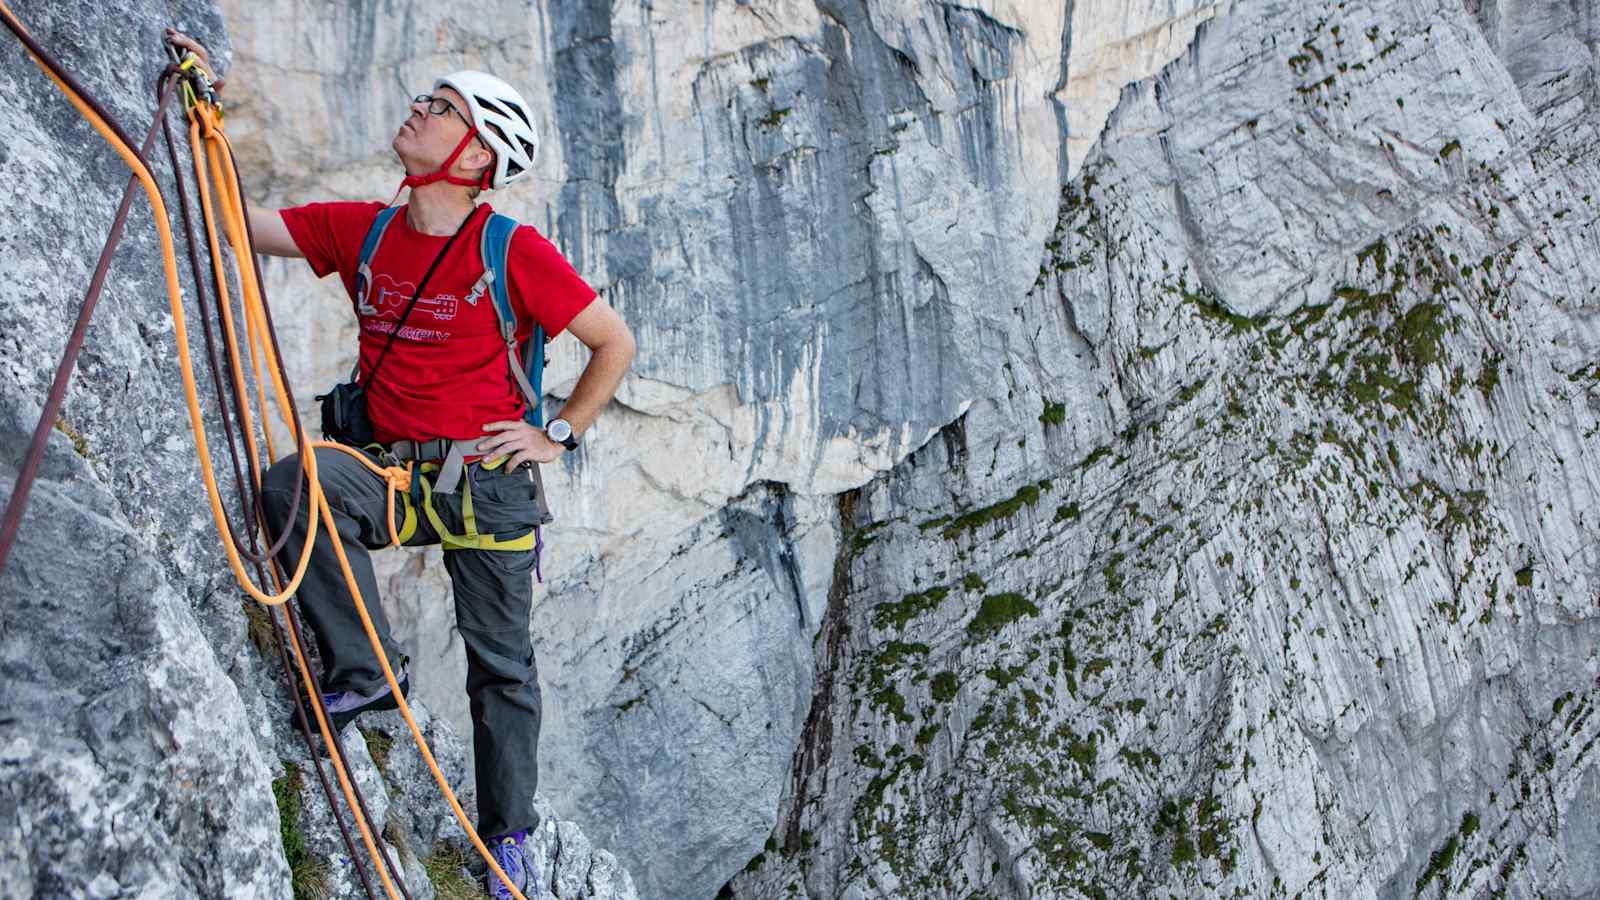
[398,457,537,552]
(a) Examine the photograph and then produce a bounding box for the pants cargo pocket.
[467,461,553,538]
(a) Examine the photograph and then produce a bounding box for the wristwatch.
[545,417,579,451]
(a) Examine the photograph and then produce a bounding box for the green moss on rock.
[967,592,1040,638]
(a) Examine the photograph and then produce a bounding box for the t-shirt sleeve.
[279,201,387,286]
[507,225,597,336]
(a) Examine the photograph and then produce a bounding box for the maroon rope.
[161,92,305,563]
[161,84,407,900]
[0,74,177,577]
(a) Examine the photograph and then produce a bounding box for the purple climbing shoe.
[484,829,540,899]
[285,666,410,733]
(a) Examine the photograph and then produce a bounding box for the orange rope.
[3,8,535,893]
[186,113,269,495]
[191,121,413,891]
[200,115,278,461]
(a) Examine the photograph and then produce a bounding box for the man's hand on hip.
[478,420,563,469]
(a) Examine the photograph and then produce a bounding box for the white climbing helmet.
[433,70,538,189]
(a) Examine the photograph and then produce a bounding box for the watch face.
[547,419,573,442]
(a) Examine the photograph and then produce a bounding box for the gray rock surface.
[0,1,635,898]
[0,3,286,897]
[727,0,1600,897]
[10,0,1599,897]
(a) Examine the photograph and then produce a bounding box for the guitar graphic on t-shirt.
[358,273,460,321]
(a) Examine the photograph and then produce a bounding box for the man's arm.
[477,300,636,468]
[248,206,302,258]
[550,301,636,438]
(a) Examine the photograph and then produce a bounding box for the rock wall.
[213,1,1233,896]
[728,0,1600,897]
[10,0,1598,897]
[0,1,635,897]
[0,4,287,895]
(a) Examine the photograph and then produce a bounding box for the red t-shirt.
[281,201,595,444]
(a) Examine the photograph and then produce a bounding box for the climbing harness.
[0,9,536,899]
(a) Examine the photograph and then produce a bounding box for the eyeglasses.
[412,93,473,129]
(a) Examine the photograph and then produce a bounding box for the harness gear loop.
[412,461,538,553]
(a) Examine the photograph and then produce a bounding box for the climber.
[166,30,635,900]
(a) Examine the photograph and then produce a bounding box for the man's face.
[393,86,489,175]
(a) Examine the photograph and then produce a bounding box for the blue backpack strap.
[481,212,552,582]
[354,206,402,314]
[480,213,546,427]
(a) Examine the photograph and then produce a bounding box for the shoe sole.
[284,676,410,734]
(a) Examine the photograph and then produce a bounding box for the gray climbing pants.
[261,445,545,838]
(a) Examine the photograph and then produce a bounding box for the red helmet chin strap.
[397,127,492,194]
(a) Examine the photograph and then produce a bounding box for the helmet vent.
[506,159,525,178]
[476,96,509,119]
[502,99,533,129]
[484,121,511,146]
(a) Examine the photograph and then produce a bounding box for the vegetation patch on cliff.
[967,592,1039,638]
[271,761,327,900]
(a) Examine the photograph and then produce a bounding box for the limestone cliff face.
[0,2,635,898]
[217,0,1600,898]
[729,0,1600,897]
[9,0,1599,898]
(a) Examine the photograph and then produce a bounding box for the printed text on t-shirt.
[362,319,451,343]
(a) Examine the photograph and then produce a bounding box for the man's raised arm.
[247,206,301,258]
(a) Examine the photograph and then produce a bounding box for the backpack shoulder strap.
[480,213,547,427]
[354,206,402,313]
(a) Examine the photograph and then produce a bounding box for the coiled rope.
[0,6,532,898]
[0,10,400,900]
[156,60,403,900]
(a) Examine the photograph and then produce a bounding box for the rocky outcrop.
[0,2,635,898]
[728,0,1600,897]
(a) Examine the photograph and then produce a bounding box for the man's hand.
[164,29,223,90]
[164,30,301,259]
[477,420,564,469]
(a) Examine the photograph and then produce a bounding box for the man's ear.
[462,144,496,177]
